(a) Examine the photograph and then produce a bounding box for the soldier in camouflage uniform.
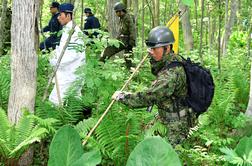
[99,2,136,69]
[112,26,196,146]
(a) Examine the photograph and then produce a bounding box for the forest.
[0,0,252,165]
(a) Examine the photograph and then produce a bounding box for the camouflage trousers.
[99,43,134,69]
[159,107,197,147]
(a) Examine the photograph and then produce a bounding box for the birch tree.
[222,0,238,55]
[246,60,252,116]
[106,0,120,37]
[245,10,252,116]
[8,1,40,164]
[199,0,204,62]
[179,3,194,51]
[153,0,160,27]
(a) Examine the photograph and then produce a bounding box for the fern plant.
[76,109,145,165]
[0,109,55,164]
[176,47,250,165]
[0,55,10,110]
[220,134,252,166]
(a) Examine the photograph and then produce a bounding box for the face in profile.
[58,12,71,25]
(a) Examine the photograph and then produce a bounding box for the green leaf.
[48,125,84,166]
[10,127,48,158]
[126,136,182,166]
[0,109,10,141]
[235,135,252,158]
[181,0,194,7]
[72,149,102,166]
[220,147,239,161]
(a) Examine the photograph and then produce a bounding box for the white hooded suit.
[49,21,85,105]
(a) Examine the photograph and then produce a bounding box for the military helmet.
[146,26,175,48]
[114,2,126,11]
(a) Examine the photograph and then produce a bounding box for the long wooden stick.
[82,54,149,146]
[55,73,62,106]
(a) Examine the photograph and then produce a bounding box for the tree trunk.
[194,0,198,31]
[168,0,173,19]
[246,62,252,116]
[222,0,238,55]
[9,2,39,165]
[209,14,216,55]
[221,0,229,52]
[153,0,160,27]
[9,1,39,164]
[207,4,210,49]
[199,0,204,62]
[179,3,194,51]
[80,0,84,30]
[0,0,9,56]
[146,0,154,28]
[106,0,120,38]
[218,0,221,71]
[245,11,252,116]
[133,0,138,38]
[8,0,39,124]
[127,0,131,10]
[141,0,145,57]
[224,0,229,28]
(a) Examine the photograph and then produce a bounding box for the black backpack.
[166,56,215,115]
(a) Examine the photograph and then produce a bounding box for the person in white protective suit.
[49,3,85,105]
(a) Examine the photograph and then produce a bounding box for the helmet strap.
[162,46,167,59]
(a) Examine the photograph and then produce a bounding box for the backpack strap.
[165,61,183,69]
[165,61,187,119]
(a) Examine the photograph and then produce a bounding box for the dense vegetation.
[0,0,252,165]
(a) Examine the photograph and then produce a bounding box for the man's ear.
[166,45,171,53]
[66,14,70,19]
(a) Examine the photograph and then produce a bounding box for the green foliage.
[35,97,87,127]
[0,55,10,110]
[177,48,250,165]
[77,111,145,165]
[74,117,97,138]
[0,109,53,161]
[181,0,194,7]
[48,125,101,166]
[229,31,248,49]
[126,136,181,166]
[220,134,252,166]
[144,118,167,137]
[36,54,51,97]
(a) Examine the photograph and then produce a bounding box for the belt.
[167,108,193,118]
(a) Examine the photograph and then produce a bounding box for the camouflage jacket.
[120,54,187,114]
[117,13,136,47]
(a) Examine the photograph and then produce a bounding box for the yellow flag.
[166,14,179,54]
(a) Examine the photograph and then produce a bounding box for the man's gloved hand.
[112,91,128,101]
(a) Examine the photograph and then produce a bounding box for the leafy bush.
[126,136,181,166]
[0,55,10,110]
[48,125,101,166]
[0,109,55,163]
[177,48,250,165]
[220,134,252,165]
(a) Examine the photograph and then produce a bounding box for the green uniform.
[100,13,136,68]
[120,54,196,146]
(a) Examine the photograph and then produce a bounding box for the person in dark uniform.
[40,2,62,51]
[83,8,101,38]
[99,2,136,69]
